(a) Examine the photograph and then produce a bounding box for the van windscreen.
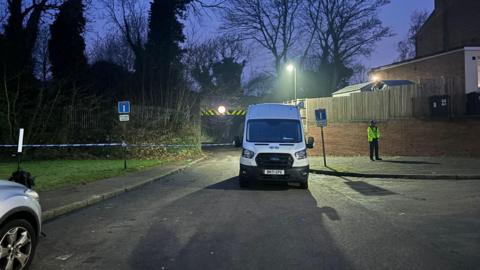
[246,119,302,143]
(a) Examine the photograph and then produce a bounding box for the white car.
[0,180,41,270]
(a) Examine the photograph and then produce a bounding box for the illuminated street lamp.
[218,105,226,114]
[286,63,297,102]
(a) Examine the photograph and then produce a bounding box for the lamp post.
[286,63,297,103]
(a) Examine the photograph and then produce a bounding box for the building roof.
[380,80,415,86]
[332,80,415,97]
[332,82,373,96]
[370,47,480,73]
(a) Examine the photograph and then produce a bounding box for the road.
[31,150,480,270]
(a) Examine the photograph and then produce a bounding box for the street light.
[286,63,297,102]
[286,64,295,73]
[218,105,226,114]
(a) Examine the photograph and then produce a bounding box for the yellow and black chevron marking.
[201,109,218,116]
[201,109,246,116]
[227,110,246,116]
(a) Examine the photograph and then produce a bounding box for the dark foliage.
[188,36,248,98]
[146,0,192,106]
[48,0,88,81]
[87,61,133,101]
[212,57,245,96]
[0,0,208,149]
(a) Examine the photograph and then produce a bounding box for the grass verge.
[0,160,168,191]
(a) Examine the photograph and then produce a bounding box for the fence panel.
[306,78,467,123]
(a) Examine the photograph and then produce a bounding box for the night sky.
[363,0,434,68]
[87,0,435,77]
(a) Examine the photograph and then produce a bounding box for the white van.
[236,103,314,189]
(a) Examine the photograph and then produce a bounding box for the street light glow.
[286,63,297,102]
[218,105,226,114]
[371,75,380,82]
[286,64,295,72]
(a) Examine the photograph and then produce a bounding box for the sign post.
[17,128,24,171]
[315,109,327,167]
[320,126,327,167]
[118,101,130,170]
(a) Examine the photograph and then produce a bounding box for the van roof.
[247,103,300,120]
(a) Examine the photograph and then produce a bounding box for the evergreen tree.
[146,0,192,105]
[48,0,87,81]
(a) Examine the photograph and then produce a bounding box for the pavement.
[40,157,206,221]
[31,149,480,270]
[309,156,480,179]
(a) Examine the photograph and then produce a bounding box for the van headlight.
[295,149,307,160]
[242,149,255,159]
[25,189,40,202]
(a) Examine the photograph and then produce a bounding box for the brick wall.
[416,0,480,58]
[371,50,465,82]
[416,7,446,58]
[307,119,480,157]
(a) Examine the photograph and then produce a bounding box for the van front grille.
[255,153,294,169]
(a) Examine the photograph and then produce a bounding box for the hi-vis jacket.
[367,127,380,142]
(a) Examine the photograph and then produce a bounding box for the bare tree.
[189,0,226,14]
[0,1,7,26]
[397,10,429,61]
[303,0,393,90]
[99,0,148,104]
[301,0,329,67]
[350,64,369,84]
[33,24,51,82]
[99,0,147,70]
[185,35,249,95]
[193,0,226,8]
[90,31,135,71]
[0,0,65,143]
[2,0,64,77]
[222,0,303,75]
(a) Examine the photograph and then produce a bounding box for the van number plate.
[264,170,285,175]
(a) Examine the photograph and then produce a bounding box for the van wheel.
[239,176,249,188]
[299,181,308,189]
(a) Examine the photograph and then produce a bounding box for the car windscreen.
[246,119,302,143]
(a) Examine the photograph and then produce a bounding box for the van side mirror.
[306,136,315,149]
[233,136,243,147]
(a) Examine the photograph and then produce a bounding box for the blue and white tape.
[0,143,234,148]
[0,143,122,148]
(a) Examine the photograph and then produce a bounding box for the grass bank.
[0,160,169,191]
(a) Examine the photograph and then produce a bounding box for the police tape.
[0,143,123,148]
[0,143,234,148]
[129,143,234,148]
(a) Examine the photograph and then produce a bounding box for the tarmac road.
[31,150,480,270]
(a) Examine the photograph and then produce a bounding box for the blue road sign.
[118,101,130,114]
[315,108,327,127]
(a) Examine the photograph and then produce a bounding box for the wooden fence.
[306,78,466,123]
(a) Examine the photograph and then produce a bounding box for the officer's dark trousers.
[369,139,380,160]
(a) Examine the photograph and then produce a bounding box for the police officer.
[367,120,382,161]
